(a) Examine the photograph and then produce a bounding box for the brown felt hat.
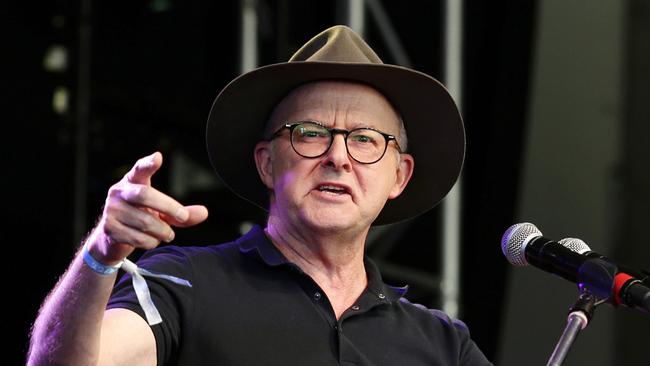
[206,25,465,226]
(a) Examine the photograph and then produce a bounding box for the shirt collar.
[364,257,409,301]
[237,225,289,267]
[237,225,408,301]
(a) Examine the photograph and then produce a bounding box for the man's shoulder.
[151,238,240,258]
[394,297,493,365]
[130,238,242,273]
[135,225,272,272]
[396,297,470,333]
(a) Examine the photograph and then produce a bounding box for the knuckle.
[107,185,120,198]
[132,164,145,177]
[133,157,153,174]
[101,217,118,237]
[109,178,126,191]
[107,183,128,201]
[103,196,119,211]
[133,213,154,232]
[103,200,127,222]
[166,228,175,241]
[135,236,159,250]
[130,185,148,203]
[136,155,150,167]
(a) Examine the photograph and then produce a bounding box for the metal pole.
[365,0,412,67]
[363,1,456,315]
[347,0,365,36]
[240,0,258,73]
[547,292,595,366]
[547,312,588,366]
[441,0,464,318]
[361,0,415,250]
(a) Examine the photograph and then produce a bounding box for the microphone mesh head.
[501,222,542,266]
[558,237,591,254]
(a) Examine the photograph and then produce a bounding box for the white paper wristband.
[82,243,123,275]
[82,243,192,325]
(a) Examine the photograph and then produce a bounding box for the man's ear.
[254,141,274,189]
[388,153,414,199]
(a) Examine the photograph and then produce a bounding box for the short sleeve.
[428,308,493,366]
[107,246,195,365]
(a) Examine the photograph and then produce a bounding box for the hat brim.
[206,61,465,226]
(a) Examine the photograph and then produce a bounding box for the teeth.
[319,185,345,193]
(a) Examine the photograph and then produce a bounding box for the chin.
[300,208,367,233]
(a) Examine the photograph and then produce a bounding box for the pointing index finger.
[120,184,190,223]
[125,152,163,185]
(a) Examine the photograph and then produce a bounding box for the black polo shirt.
[108,226,492,365]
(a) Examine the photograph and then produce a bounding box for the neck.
[265,215,369,318]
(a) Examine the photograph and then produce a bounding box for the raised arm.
[27,152,208,366]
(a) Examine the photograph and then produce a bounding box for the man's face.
[255,81,414,234]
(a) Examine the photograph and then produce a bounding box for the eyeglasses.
[270,121,402,164]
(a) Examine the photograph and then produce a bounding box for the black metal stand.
[546,291,597,366]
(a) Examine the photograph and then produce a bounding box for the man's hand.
[86,152,209,265]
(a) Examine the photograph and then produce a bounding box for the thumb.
[161,205,209,228]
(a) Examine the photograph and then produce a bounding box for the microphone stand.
[546,291,597,366]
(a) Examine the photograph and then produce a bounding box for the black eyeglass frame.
[269,121,403,164]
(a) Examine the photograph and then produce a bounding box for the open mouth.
[317,185,349,195]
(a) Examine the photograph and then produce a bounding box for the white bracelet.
[82,243,123,275]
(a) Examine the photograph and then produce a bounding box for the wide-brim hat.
[206,25,465,226]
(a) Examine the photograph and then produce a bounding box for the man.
[28,25,491,365]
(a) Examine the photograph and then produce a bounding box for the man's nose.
[322,134,352,171]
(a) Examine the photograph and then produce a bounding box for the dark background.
[5,1,649,365]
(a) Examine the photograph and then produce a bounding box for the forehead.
[267,80,401,129]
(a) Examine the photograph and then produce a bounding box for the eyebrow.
[297,119,381,130]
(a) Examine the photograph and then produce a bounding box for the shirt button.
[313,292,322,301]
[378,293,386,299]
[351,305,360,311]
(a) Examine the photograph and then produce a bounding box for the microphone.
[501,223,650,314]
[558,237,650,313]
